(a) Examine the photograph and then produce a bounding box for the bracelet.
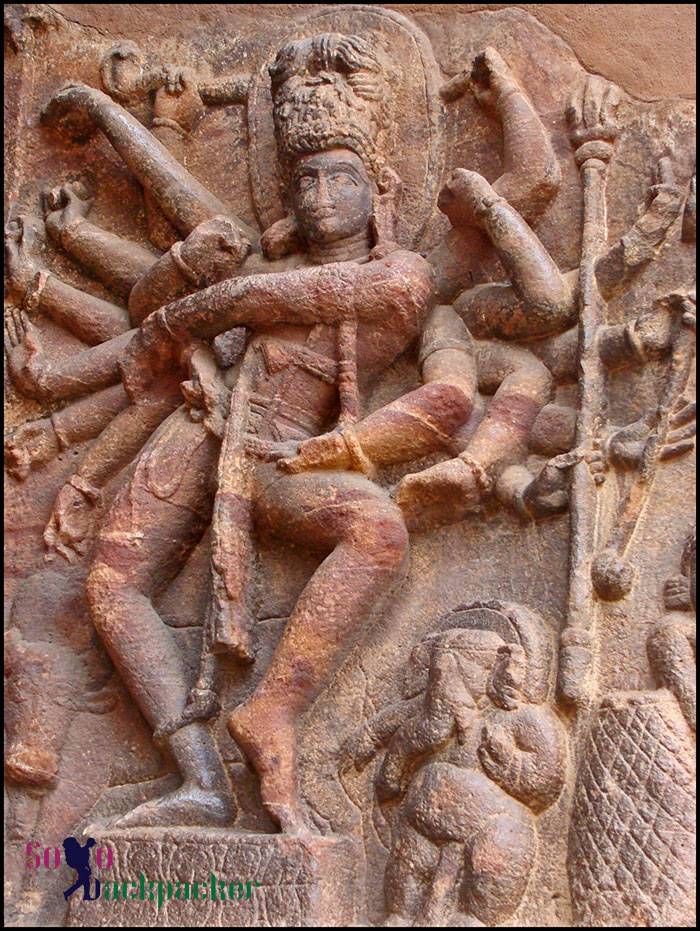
[459,452,493,497]
[170,240,207,288]
[152,116,188,137]
[624,319,648,365]
[340,427,376,478]
[67,474,102,506]
[23,270,50,311]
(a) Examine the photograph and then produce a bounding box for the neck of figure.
[306,228,373,265]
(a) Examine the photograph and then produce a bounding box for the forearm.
[595,185,684,300]
[479,198,573,326]
[56,218,158,298]
[39,330,134,401]
[492,88,560,222]
[50,384,130,450]
[153,251,431,341]
[73,394,181,489]
[37,273,131,344]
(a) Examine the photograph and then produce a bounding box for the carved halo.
[247,4,444,251]
[428,600,556,703]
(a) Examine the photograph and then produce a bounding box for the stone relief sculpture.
[342,602,567,927]
[3,4,695,927]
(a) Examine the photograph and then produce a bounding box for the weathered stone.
[4,4,695,928]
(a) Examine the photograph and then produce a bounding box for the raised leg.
[228,469,409,833]
[85,408,233,827]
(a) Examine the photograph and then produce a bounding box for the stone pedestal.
[67,829,365,927]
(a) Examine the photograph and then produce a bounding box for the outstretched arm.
[432,47,561,303]
[42,82,258,247]
[44,183,159,299]
[5,215,130,345]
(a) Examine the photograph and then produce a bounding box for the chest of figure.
[244,310,420,441]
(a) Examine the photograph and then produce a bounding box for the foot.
[228,701,318,835]
[395,456,482,531]
[43,181,93,244]
[88,782,234,831]
[5,744,58,786]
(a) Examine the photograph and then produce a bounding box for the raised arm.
[431,47,562,303]
[5,214,130,344]
[443,170,576,340]
[42,82,258,247]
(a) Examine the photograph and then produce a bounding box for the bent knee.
[350,500,409,570]
[86,562,139,637]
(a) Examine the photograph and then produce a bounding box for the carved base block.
[67,829,365,927]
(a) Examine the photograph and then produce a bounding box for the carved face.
[291,148,373,246]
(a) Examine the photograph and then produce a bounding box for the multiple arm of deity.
[4,44,691,557]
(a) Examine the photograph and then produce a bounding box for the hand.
[4,309,52,400]
[5,214,44,298]
[469,47,521,112]
[278,431,350,474]
[567,74,620,149]
[437,168,500,231]
[659,398,696,461]
[245,435,301,464]
[180,341,230,437]
[153,65,205,134]
[523,447,605,517]
[180,216,251,285]
[478,724,512,780]
[395,456,482,531]
[664,574,692,611]
[44,482,97,562]
[4,417,61,481]
[43,181,93,244]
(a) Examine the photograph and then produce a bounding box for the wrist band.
[459,452,493,496]
[624,319,648,365]
[152,116,188,137]
[67,473,102,505]
[170,240,207,288]
[340,427,375,477]
[23,270,50,311]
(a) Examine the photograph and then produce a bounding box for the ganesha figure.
[341,602,567,927]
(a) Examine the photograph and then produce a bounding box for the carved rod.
[557,77,619,705]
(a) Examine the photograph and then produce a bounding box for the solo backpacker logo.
[27,838,262,909]
[63,837,101,902]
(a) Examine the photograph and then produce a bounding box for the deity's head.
[269,33,396,251]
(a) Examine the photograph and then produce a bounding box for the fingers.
[601,82,621,127]
[670,399,696,426]
[656,156,676,187]
[659,439,695,461]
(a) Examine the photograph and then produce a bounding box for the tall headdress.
[269,33,395,188]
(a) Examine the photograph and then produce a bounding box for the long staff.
[557,76,620,704]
